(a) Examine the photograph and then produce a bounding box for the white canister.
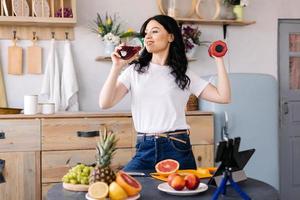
[42,103,55,114]
[24,95,38,115]
[37,103,43,114]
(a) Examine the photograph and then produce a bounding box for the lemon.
[109,181,128,200]
[88,182,109,200]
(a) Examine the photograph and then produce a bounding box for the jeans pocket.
[170,135,192,153]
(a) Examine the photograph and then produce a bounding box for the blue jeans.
[123,132,197,171]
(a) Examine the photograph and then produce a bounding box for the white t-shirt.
[118,62,209,133]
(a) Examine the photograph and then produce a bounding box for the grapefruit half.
[155,159,180,176]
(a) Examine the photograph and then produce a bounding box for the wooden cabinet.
[0,119,40,200]
[0,111,214,199]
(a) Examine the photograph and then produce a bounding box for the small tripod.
[211,167,251,200]
[209,137,255,200]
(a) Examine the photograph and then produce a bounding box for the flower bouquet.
[182,25,209,58]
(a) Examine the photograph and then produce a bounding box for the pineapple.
[89,127,118,185]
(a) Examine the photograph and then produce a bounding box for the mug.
[24,95,38,115]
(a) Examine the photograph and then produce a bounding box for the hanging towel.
[61,40,79,111]
[40,39,61,112]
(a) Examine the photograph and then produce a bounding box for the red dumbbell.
[208,40,228,57]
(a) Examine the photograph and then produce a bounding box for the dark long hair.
[133,15,190,90]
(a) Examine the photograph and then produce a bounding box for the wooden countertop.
[0,111,213,119]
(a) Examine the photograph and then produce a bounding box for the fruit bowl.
[157,182,208,196]
[63,182,89,192]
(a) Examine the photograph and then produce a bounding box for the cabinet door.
[187,115,214,145]
[0,119,40,152]
[42,149,132,183]
[0,152,40,200]
[42,117,134,151]
[192,145,214,167]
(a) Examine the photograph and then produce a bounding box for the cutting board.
[27,39,42,74]
[8,39,23,75]
[62,183,89,192]
[0,62,7,107]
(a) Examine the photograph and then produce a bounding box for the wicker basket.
[0,107,23,114]
[186,95,199,111]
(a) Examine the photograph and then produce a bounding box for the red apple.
[184,174,200,190]
[167,173,180,186]
[169,175,185,191]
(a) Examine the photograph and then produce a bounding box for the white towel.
[61,40,79,111]
[40,39,61,112]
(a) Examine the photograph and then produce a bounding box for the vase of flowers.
[91,13,139,56]
[182,25,209,58]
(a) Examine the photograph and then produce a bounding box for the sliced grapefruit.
[116,171,142,196]
[155,159,180,176]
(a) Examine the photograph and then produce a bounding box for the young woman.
[99,15,231,171]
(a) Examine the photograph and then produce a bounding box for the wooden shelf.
[0,0,76,40]
[95,56,112,62]
[0,16,76,27]
[175,17,256,26]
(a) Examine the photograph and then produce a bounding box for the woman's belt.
[137,129,189,144]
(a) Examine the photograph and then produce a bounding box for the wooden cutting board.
[27,39,42,74]
[0,62,7,107]
[8,39,23,75]
[62,183,89,192]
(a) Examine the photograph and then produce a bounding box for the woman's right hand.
[111,43,139,70]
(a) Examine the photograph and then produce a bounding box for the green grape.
[70,172,77,179]
[70,179,77,184]
[80,179,86,185]
[83,167,90,174]
[62,177,70,183]
[81,172,88,177]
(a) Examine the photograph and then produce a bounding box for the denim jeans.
[123,132,197,171]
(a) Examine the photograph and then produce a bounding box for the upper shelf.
[0,16,76,27]
[175,17,256,26]
[0,0,76,40]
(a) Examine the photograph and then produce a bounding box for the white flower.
[103,33,120,45]
[240,0,249,7]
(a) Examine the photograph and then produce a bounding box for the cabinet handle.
[77,131,99,137]
[283,102,289,115]
[0,131,5,139]
[0,159,5,184]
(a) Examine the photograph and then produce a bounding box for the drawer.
[0,152,40,200]
[192,144,214,167]
[187,115,214,145]
[42,148,133,183]
[0,119,40,152]
[42,118,134,151]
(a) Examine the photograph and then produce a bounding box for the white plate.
[12,0,29,16]
[85,193,140,200]
[33,0,50,17]
[157,182,208,196]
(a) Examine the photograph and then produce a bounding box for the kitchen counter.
[0,111,213,119]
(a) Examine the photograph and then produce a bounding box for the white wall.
[0,0,299,111]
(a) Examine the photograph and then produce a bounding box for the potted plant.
[223,0,249,21]
[91,13,139,56]
[182,25,209,58]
